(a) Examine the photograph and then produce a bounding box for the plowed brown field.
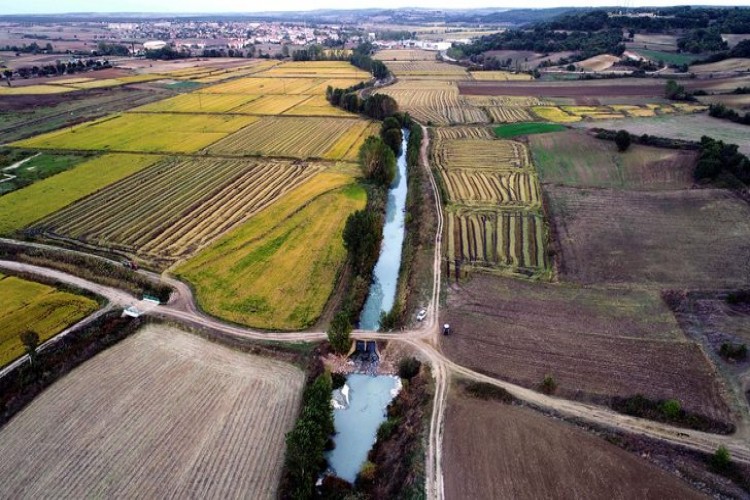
[441,274,734,425]
[0,325,304,499]
[444,395,707,500]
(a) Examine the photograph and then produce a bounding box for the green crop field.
[632,49,702,66]
[0,274,99,368]
[0,153,91,196]
[494,122,567,138]
[0,154,160,234]
[177,171,361,330]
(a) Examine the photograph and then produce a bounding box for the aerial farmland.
[2,5,750,500]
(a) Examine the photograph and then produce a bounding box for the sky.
[4,0,750,15]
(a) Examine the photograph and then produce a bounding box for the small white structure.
[143,40,168,51]
[124,306,142,318]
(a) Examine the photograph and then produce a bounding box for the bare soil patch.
[441,274,734,425]
[444,394,706,500]
[548,186,750,288]
[0,324,304,499]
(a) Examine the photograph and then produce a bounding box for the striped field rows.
[34,157,319,262]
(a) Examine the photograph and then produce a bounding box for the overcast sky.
[4,0,750,15]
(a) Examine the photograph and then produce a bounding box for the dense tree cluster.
[664,79,695,101]
[4,58,112,81]
[695,136,750,185]
[677,28,728,54]
[280,372,334,499]
[709,103,750,126]
[462,28,625,61]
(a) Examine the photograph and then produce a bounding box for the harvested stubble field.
[0,274,98,368]
[385,60,469,77]
[529,129,696,189]
[0,325,304,498]
[374,49,438,61]
[441,274,734,425]
[573,114,750,156]
[463,95,552,107]
[698,93,750,111]
[533,104,701,123]
[548,186,750,288]
[33,158,319,264]
[377,84,488,125]
[468,70,533,81]
[433,138,530,170]
[445,395,705,500]
[0,154,159,235]
[132,93,261,113]
[177,172,364,330]
[431,126,494,140]
[483,106,535,123]
[446,208,547,273]
[206,116,373,160]
[574,54,621,71]
[13,113,257,153]
[441,170,540,207]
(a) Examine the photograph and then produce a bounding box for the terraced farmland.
[177,172,364,330]
[0,325,304,498]
[446,209,547,272]
[531,104,707,123]
[34,157,320,264]
[13,113,257,153]
[207,116,373,160]
[0,274,99,368]
[200,76,367,95]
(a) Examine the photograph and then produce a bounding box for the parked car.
[416,309,427,322]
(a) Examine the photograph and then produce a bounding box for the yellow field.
[256,61,371,79]
[200,76,367,95]
[532,106,582,123]
[0,154,159,234]
[62,74,163,89]
[206,116,372,160]
[469,71,533,81]
[133,93,260,113]
[13,113,257,153]
[200,77,319,95]
[283,95,358,117]
[534,104,707,122]
[0,274,99,368]
[176,172,363,330]
[231,94,311,115]
[0,85,75,95]
[52,77,94,85]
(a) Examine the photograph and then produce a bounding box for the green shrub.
[398,357,421,380]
